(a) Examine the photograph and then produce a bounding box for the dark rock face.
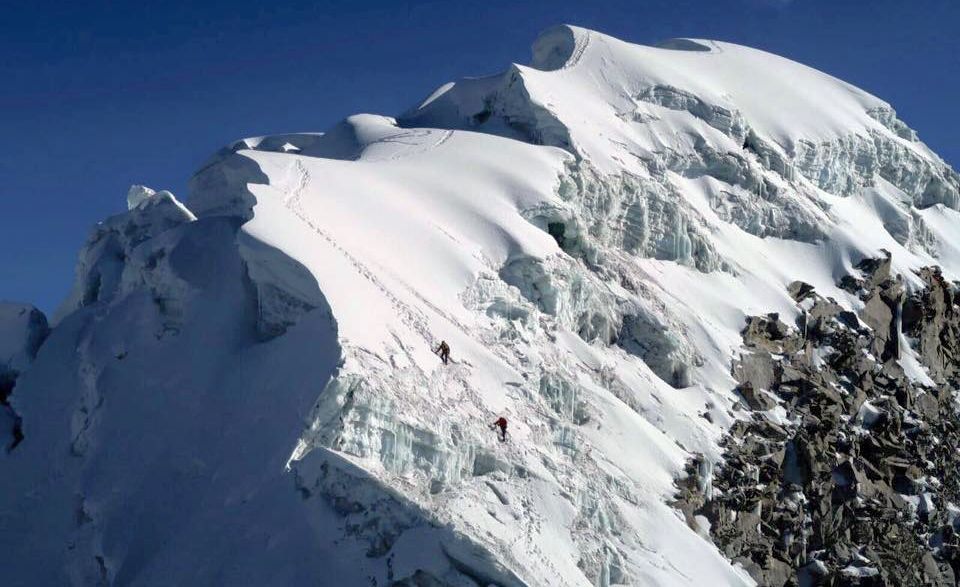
[676,258,960,586]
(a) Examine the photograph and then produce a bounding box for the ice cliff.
[2,25,960,586]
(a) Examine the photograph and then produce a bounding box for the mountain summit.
[2,26,959,586]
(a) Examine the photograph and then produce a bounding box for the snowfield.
[2,25,959,586]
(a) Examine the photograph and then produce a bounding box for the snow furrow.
[283,160,434,345]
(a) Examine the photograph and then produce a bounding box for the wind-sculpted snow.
[4,24,960,587]
[56,188,197,325]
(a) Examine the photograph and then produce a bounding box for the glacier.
[2,24,960,586]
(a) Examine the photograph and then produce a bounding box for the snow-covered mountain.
[2,25,959,586]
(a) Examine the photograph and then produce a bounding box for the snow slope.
[2,25,959,586]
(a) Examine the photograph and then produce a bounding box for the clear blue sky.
[3,0,958,313]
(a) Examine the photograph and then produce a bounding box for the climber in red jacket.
[492,416,508,442]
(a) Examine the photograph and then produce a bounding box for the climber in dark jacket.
[492,416,508,442]
[434,340,450,365]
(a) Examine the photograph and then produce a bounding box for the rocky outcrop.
[676,257,960,586]
[840,252,905,362]
[902,266,960,384]
[0,303,50,452]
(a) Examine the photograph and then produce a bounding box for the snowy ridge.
[2,25,960,586]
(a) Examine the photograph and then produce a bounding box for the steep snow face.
[3,25,960,587]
